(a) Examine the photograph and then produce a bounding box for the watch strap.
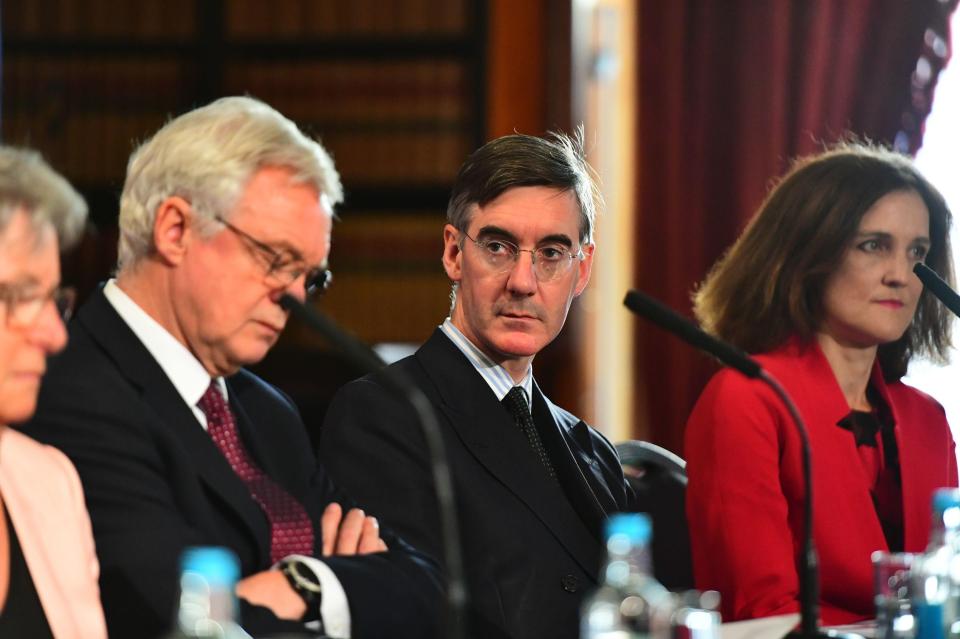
[279,559,323,624]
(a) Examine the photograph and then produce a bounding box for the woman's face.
[0,209,67,425]
[819,190,931,350]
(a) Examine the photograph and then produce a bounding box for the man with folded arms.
[22,96,440,638]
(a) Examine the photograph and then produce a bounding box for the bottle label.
[914,602,945,639]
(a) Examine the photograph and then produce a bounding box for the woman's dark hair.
[693,142,954,379]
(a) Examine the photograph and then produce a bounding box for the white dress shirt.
[439,318,533,408]
[103,280,351,637]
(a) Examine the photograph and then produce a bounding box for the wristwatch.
[279,558,323,623]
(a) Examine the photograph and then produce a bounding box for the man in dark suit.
[321,131,635,639]
[21,96,440,638]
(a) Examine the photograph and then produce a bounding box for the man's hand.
[321,503,388,556]
[236,570,306,621]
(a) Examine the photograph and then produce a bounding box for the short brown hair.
[693,142,954,379]
[446,128,601,244]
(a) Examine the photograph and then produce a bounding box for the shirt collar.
[440,318,533,409]
[103,279,219,411]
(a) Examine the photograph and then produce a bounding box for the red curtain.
[634,0,958,454]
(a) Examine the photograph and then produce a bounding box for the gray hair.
[0,146,88,249]
[118,96,343,270]
[446,128,601,244]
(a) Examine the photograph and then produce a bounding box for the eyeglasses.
[0,283,76,329]
[460,232,584,282]
[215,215,332,297]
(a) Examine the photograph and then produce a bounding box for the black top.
[836,386,904,552]
[0,506,54,638]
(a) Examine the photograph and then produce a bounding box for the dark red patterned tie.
[198,381,314,564]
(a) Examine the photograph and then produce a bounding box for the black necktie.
[502,386,557,481]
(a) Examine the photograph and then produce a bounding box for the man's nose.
[505,250,538,295]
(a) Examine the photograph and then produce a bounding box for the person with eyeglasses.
[21,97,441,639]
[0,147,108,638]
[321,131,637,639]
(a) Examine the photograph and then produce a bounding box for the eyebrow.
[855,231,931,244]
[475,225,575,248]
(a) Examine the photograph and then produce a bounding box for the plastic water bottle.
[581,513,673,639]
[912,489,960,639]
[173,546,251,639]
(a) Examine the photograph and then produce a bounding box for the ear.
[442,224,463,283]
[573,243,595,297]
[152,196,193,266]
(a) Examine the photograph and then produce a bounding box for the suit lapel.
[531,385,615,537]
[771,341,890,553]
[78,289,271,562]
[417,330,603,579]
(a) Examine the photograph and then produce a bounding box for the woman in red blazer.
[685,143,958,625]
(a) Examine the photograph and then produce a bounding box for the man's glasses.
[0,284,76,329]
[460,231,584,282]
[215,215,332,297]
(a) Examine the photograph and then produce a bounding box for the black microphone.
[280,294,467,639]
[623,289,860,639]
[914,263,960,318]
[623,290,760,378]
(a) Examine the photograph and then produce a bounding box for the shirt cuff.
[281,554,351,638]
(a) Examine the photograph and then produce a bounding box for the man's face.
[173,167,332,376]
[443,186,593,374]
[0,210,68,423]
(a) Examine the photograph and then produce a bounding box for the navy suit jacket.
[20,289,441,638]
[321,329,634,639]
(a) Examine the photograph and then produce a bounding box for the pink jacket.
[0,427,107,639]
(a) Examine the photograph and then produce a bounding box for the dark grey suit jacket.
[20,289,441,638]
[321,329,634,639]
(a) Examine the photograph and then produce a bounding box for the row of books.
[3,0,472,40]
[224,60,469,124]
[226,0,471,38]
[3,0,197,39]
[3,110,470,186]
[6,56,468,122]
[3,57,188,111]
[4,55,473,184]
[3,112,163,184]
[285,213,452,345]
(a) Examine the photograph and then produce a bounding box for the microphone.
[623,289,860,639]
[914,263,960,318]
[279,294,467,639]
[623,290,760,378]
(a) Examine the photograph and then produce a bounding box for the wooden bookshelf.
[1,0,486,331]
[1,0,491,428]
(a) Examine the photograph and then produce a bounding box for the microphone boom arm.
[280,294,467,639]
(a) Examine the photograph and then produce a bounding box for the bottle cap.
[604,513,652,544]
[180,546,241,587]
[932,488,960,515]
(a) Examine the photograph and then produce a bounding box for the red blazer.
[685,339,958,625]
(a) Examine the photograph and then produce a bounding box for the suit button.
[561,574,579,592]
